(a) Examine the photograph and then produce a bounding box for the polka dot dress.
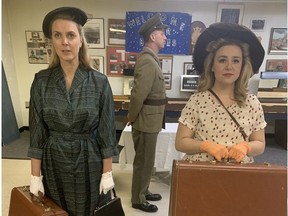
[178,91,267,162]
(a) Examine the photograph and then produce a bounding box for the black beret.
[42,7,87,39]
[193,22,265,74]
[139,13,168,37]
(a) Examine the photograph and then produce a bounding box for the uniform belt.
[143,98,167,106]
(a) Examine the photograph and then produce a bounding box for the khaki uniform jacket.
[128,47,166,133]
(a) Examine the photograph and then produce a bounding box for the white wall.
[2,0,287,127]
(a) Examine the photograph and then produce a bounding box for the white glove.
[99,171,114,194]
[30,175,45,197]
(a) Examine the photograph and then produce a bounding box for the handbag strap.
[208,89,248,141]
[96,188,117,208]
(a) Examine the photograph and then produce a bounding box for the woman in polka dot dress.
[175,23,266,163]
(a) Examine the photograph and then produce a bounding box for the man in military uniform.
[127,13,168,213]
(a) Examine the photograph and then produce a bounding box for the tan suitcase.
[169,160,287,216]
[8,186,68,216]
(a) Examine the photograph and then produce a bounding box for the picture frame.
[106,46,138,77]
[83,18,105,48]
[265,59,287,72]
[25,31,52,64]
[90,55,104,73]
[216,4,244,24]
[159,55,173,90]
[180,75,200,92]
[183,62,198,75]
[123,77,134,95]
[277,79,287,88]
[250,17,266,31]
[268,28,288,55]
[108,19,126,45]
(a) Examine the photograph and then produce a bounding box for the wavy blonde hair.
[47,14,92,70]
[197,38,253,107]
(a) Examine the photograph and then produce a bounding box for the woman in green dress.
[28,7,119,216]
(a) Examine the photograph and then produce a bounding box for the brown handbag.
[8,186,68,216]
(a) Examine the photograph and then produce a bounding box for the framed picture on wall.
[183,62,199,75]
[180,75,200,92]
[216,4,244,24]
[90,55,104,73]
[108,19,126,45]
[250,18,266,31]
[159,55,173,90]
[268,28,288,55]
[265,59,287,72]
[25,31,52,64]
[106,46,138,76]
[83,18,105,48]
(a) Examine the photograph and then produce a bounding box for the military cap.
[138,13,168,37]
[42,7,87,39]
[193,22,265,74]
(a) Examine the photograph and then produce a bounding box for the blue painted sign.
[125,11,192,54]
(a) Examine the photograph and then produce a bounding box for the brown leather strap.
[208,89,248,141]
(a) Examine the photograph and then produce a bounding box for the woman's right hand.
[200,140,228,161]
[30,175,45,197]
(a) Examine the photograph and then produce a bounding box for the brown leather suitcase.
[8,186,68,216]
[169,160,287,216]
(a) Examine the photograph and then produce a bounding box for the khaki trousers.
[131,128,158,204]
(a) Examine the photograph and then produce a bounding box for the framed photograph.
[250,18,266,31]
[183,62,199,75]
[265,59,287,72]
[83,18,105,48]
[216,4,244,24]
[159,55,173,90]
[123,77,134,95]
[108,19,126,45]
[180,75,200,92]
[106,46,138,76]
[164,74,172,90]
[25,31,52,64]
[268,28,288,55]
[90,55,104,73]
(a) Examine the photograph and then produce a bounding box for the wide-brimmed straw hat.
[42,7,87,39]
[193,22,265,74]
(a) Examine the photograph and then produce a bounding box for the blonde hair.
[197,38,253,107]
[47,14,92,70]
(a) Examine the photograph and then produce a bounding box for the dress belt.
[49,131,93,141]
[143,98,167,106]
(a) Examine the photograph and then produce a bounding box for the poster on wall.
[125,11,192,54]
[106,46,138,76]
[25,31,52,64]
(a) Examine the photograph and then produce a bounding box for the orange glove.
[228,141,251,162]
[200,140,229,161]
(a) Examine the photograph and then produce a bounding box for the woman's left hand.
[99,171,114,194]
[228,141,251,162]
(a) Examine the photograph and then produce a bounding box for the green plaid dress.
[28,66,119,216]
